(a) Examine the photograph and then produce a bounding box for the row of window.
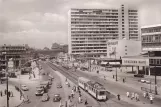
[129,22,138,24]
[142,35,161,43]
[71,20,118,22]
[71,34,118,37]
[150,59,161,65]
[72,44,106,46]
[71,18,118,21]
[129,25,138,27]
[142,27,161,33]
[72,50,106,53]
[71,15,118,18]
[128,10,138,12]
[71,22,118,24]
[72,47,107,50]
[71,31,118,33]
[71,28,118,30]
[71,25,118,28]
[71,9,118,12]
[72,41,106,43]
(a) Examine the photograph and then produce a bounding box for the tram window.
[99,91,105,95]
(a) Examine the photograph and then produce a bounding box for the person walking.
[84,97,88,105]
[150,95,153,104]
[0,90,2,97]
[135,93,138,101]
[143,92,146,98]
[131,92,134,100]
[78,96,81,103]
[126,92,130,98]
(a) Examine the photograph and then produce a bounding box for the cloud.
[43,13,66,23]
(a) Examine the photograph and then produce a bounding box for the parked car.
[57,84,62,88]
[145,80,151,84]
[134,74,144,78]
[53,94,61,102]
[41,93,50,102]
[35,86,44,96]
[21,85,29,91]
[140,79,146,83]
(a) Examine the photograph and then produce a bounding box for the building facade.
[0,44,29,70]
[107,39,141,59]
[141,24,161,75]
[68,5,139,58]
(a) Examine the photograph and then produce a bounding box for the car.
[41,93,50,102]
[145,80,151,84]
[53,94,61,102]
[140,79,146,83]
[134,74,144,78]
[35,87,44,96]
[57,84,62,88]
[21,85,29,91]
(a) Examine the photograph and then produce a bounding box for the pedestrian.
[5,89,7,95]
[123,78,125,83]
[150,95,153,104]
[78,96,81,103]
[135,93,137,101]
[126,92,130,98]
[113,75,115,79]
[8,91,10,97]
[131,92,134,100]
[137,94,140,101]
[84,97,88,105]
[117,94,120,100]
[143,92,146,98]
[0,90,2,97]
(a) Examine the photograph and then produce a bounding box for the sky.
[0,0,161,49]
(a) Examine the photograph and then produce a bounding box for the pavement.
[76,65,161,107]
[0,84,23,107]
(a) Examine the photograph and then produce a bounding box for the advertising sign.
[122,58,149,66]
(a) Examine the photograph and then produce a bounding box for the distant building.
[0,44,29,70]
[107,39,141,59]
[43,47,50,50]
[51,43,68,53]
[68,4,140,58]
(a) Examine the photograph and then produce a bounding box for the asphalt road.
[52,62,161,107]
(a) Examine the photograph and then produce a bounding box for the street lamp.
[154,66,158,95]
[2,52,9,107]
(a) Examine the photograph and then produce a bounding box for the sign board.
[122,58,149,66]
[8,59,14,68]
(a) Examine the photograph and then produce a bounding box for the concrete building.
[141,24,161,75]
[68,4,139,58]
[0,44,29,70]
[107,39,141,59]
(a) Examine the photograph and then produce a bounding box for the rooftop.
[141,24,161,29]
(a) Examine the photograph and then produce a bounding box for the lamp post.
[154,66,158,95]
[2,52,9,107]
[115,49,117,81]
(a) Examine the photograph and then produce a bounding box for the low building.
[107,39,142,59]
[141,24,161,76]
[0,44,29,70]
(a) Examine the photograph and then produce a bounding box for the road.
[49,61,161,107]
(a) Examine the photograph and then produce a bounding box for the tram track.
[46,61,134,107]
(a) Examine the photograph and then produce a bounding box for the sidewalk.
[0,84,23,107]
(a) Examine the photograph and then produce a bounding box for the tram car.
[78,77,107,101]
[78,77,90,91]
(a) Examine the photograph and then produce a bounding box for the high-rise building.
[68,5,139,58]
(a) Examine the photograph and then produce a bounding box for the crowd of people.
[126,91,154,104]
[0,89,14,97]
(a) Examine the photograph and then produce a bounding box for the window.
[125,53,127,55]
[125,49,127,51]
[157,59,160,65]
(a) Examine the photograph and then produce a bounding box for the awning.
[109,62,120,65]
[101,62,108,65]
